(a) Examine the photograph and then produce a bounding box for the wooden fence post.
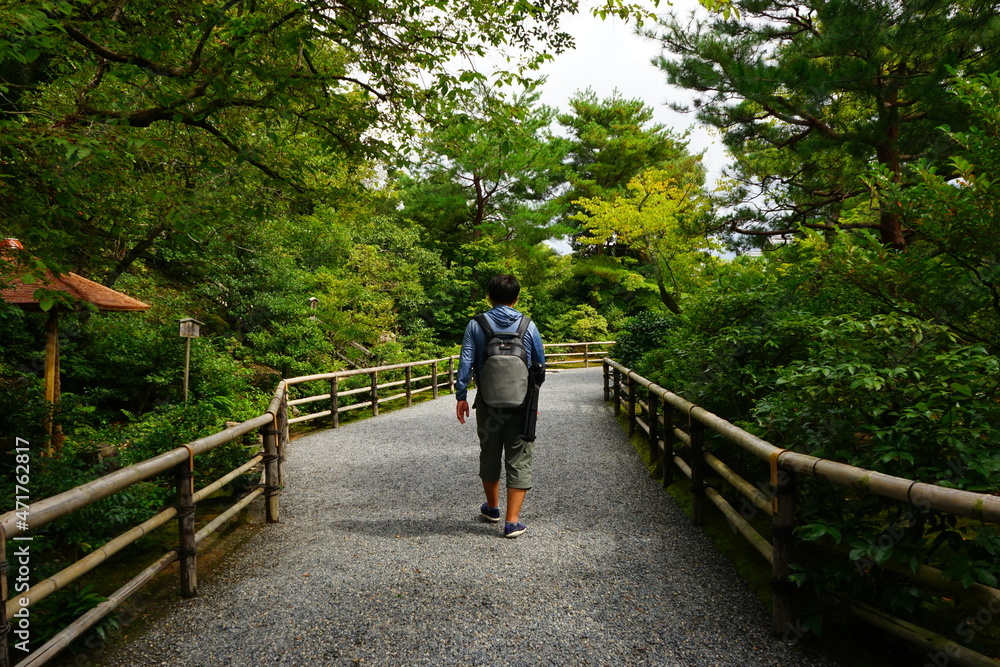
[280,386,289,443]
[584,343,590,368]
[689,412,706,526]
[447,357,455,392]
[262,420,280,524]
[648,385,660,473]
[277,389,288,487]
[662,400,674,488]
[603,361,611,401]
[613,367,621,416]
[330,377,339,429]
[626,374,636,437]
[771,458,796,635]
[371,371,379,417]
[1,526,10,667]
[330,378,340,428]
[432,361,439,399]
[175,448,198,597]
[405,365,413,408]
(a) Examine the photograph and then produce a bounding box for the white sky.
[532,2,728,184]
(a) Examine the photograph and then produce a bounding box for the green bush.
[611,310,676,368]
[757,313,1000,488]
[756,313,1000,616]
[117,395,266,491]
[546,304,610,343]
[623,256,829,419]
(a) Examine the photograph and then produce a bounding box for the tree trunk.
[656,279,682,314]
[104,223,168,288]
[875,81,906,250]
[653,260,682,314]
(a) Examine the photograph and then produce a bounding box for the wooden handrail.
[0,381,287,667]
[286,341,617,429]
[604,358,1000,523]
[603,357,1000,663]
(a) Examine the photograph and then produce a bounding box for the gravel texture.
[98,368,837,666]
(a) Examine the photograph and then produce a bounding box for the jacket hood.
[486,305,522,329]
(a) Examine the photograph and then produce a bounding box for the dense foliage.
[3,0,1000,658]
[649,0,1000,250]
[611,67,1000,650]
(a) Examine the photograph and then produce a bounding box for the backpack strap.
[474,314,495,340]
[475,314,531,341]
[514,315,531,340]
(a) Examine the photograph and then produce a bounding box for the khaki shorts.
[476,404,534,490]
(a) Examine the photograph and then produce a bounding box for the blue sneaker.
[480,502,501,523]
[504,521,527,538]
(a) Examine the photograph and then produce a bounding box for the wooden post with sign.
[178,318,203,403]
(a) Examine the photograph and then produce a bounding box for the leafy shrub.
[611,310,676,368]
[756,313,1000,616]
[756,314,1000,488]
[118,395,266,492]
[546,304,610,342]
[630,257,831,419]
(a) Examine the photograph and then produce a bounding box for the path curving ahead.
[99,368,835,666]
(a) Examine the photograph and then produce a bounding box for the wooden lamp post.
[178,318,203,403]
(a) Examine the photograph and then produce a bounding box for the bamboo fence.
[604,358,1000,667]
[0,384,289,667]
[283,341,614,429]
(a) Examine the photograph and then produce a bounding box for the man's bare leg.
[506,487,526,524]
[483,479,500,509]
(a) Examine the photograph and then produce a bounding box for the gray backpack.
[475,314,532,408]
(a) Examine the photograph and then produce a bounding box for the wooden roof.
[1,269,150,312]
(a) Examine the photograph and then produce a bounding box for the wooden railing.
[284,357,458,428]
[543,340,615,369]
[604,358,1000,666]
[0,385,289,667]
[283,341,615,428]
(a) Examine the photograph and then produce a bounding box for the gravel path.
[98,368,835,666]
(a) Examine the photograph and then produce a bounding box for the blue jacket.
[455,305,545,402]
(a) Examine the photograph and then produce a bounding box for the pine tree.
[650,0,1000,249]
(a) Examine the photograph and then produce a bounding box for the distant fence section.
[283,341,615,429]
[543,340,614,370]
[604,358,1000,667]
[285,357,458,429]
[0,340,612,667]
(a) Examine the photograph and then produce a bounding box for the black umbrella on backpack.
[521,363,545,442]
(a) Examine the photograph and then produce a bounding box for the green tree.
[556,89,694,230]
[818,72,1000,352]
[572,165,716,313]
[552,91,702,318]
[399,87,567,303]
[0,0,581,286]
[649,0,1000,249]
[405,89,566,245]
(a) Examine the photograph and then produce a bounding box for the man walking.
[455,274,545,538]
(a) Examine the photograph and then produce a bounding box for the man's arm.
[526,321,546,368]
[455,319,479,423]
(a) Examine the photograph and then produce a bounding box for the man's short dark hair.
[487,274,520,305]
